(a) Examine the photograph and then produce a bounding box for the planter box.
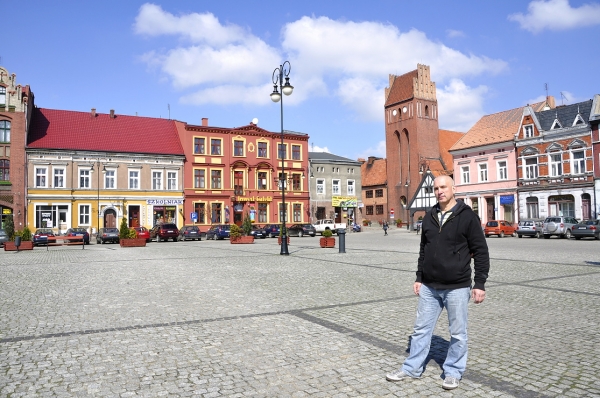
[4,241,34,251]
[230,236,255,244]
[319,237,336,248]
[119,238,147,247]
[278,236,290,245]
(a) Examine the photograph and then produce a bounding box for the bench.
[45,236,86,250]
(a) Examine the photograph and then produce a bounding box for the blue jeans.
[402,284,470,379]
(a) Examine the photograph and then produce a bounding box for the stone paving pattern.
[1,227,599,397]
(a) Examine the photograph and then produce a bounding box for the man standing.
[383,221,389,236]
[386,175,489,390]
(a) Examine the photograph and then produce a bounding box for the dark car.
[178,225,201,241]
[33,228,55,246]
[264,224,281,238]
[249,225,267,239]
[288,223,316,237]
[96,227,120,244]
[571,220,600,240]
[150,223,179,242]
[206,224,230,240]
[0,229,8,246]
[516,220,544,238]
[65,227,90,244]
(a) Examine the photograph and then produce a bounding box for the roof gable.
[535,100,593,131]
[361,158,387,186]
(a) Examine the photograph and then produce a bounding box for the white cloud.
[336,77,383,122]
[310,145,330,153]
[526,91,584,107]
[446,29,466,38]
[356,140,387,160]
[508,0,600,33]
[437,79,488,132]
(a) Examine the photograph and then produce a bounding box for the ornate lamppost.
[270,61,294,255]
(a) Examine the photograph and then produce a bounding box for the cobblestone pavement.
[1,227,599,397]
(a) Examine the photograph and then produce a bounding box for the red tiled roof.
[361,158,387,186]
[438,129,464,173]
[385,70,417,107]
[28,108,184,155]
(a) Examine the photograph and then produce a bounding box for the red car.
[132,226,151,242]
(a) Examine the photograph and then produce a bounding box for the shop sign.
[332,196,358,207]
[233,196,273,202]
[147,199,183,205]
[2,208,11,214]
[500,195,514,205]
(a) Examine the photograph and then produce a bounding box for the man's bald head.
[433,175,457,210]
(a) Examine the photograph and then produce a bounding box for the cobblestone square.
[1,227,599,397]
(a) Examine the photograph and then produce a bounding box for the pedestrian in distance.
[386,175,490,391]
[383,221,388,236]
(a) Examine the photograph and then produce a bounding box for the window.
[524,125,534,138]
[0,120,10,142]
[316,179,325,194]
[194,202,206,223]
[347,180,355,195]
[526,197,539,219]
[129,170,140,189]
[194,137,205,154]
[332,179,340,195]
[257,171,267,190]
[258,142,267,157]
[375,189,383,198]
[478,163,488,182]
[497,161,507,180]
[279,203,287,222]
[152,171,163,190]
[53,168,65,188]
[105,170,116,189]
[278,143,286,159]
[79,168,91,188]
[376,205,384,215]
[211,170,222,189]
[0,87,5,106]
[79,205,90,225]
[524,157,538,179]
[461,166,470,184]
[194,169,205,189]
[366,190,373,199]
[211,139,221,155]
[572,151,585,174]
[278,173,287,190]
[292,145,301,160]
[549,153,562,177]
[36,167,47,187]
[167,172,177,190]
[292,174,301,191]
[293,204,301,222]
[211,203,222,223]
[366,205,373,215]
[234,140,244,156]
[0,159,9,181]
[234,171,243,195]
[258,203,267,223]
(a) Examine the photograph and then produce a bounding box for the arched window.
[425,105,429,118]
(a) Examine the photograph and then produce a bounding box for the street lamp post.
[270,61,294,255]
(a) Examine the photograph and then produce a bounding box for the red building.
[175,119,310,231]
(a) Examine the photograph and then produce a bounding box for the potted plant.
[5,226,34,251]
[395,219,403,227]
[231,213,255,244]
[119,217,146,247]
[278,225,290,245]
[362,219,370,227]
[319,229,335,248]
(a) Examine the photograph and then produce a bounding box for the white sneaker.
[385,369,420,382]
[442,376,460,390]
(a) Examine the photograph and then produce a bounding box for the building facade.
[176,120,310,231]
[515,99,595,221]
[590,95,600,219]
[309,152,362,225]
[0,66,32,230]
[27,108,185,234]
[360,156,387,225]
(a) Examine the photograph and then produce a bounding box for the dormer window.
[524,125,534,138]
[551,118,562,130]
[573,114,585,126]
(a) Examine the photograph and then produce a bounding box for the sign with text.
[332,196,358,207]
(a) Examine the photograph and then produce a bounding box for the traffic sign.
[190,212,198,221]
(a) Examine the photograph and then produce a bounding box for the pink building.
[449,101,552,225]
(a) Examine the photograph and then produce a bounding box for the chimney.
[110,109,115,119]
[91,108,96,118]
[202,117,208,126]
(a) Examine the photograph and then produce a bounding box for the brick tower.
[384,64,441,223]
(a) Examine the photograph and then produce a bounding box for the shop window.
[258,142,267,157]
[293,203,301,222]
[194,202,206,223]
[194,137,205,154]
[316,207,326,220]
[258,203,267,223]
[292,145,301,160]
[0,120,10,142]
[194,169,205,189]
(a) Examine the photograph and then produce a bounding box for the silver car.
[0,229,8,246]
[542,216,579,239]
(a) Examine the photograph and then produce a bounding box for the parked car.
[542,216,579,239]
[264,224,281,238]
[0,229,8,246]
[96,227,120,244]
[287,223,316,237]
[484,220,516,238]
[64,227,90,244]
[178,226,201,241]
[132,226,151,242]
[516,220,544,239]
[571,219,600,240]
[33,228,55,246]
[249,225,267,239]
[150,223,179,242]
[206,224,230,240]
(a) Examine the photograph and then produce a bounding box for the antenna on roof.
[168,104,171,120]
[560,92,569,105]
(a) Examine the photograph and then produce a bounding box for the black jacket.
[416,199,489,291]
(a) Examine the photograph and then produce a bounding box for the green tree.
[4,214,14,240]
[242,212,253,236]
[119,217,133,239]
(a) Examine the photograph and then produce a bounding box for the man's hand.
[472,288,486,304]
[413,282,422,296]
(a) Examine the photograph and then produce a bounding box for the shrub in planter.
[320,229,335,248]
[242,213,253,236]
[20,226,33,241]
[322,229,333,238]
[4,215,14,240]
[230,224,242,240]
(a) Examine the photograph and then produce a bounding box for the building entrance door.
[233,203,243,226]
[105,209,117,228]
[486,198,495,221]
[129,206,140,227]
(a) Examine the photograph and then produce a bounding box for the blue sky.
[5,0,600,160]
